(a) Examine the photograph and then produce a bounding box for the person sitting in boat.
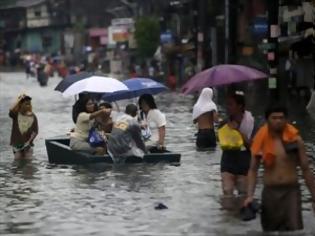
[70,96,110,155]
[138,94,167,153]
[94,101,113,135]
[107,104,146,162]
[192,88,219,150]
[72,93,89,124]
[9,94,38,160]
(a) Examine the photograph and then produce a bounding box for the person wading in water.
[244,104,315,232]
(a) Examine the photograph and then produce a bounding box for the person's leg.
[236,175,248,195]
[70,138,96,154]
[286,185,303,231]
[14,151,23,160]
[221,172,236,195]
[261,186,286,232]
[95,147,106,155]
[23,148,33,160]
[221,172,237,210]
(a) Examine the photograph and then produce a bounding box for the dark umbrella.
[102,78,168,102]
[55,71,94,92]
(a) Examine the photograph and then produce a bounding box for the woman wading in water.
[9,94,38,160]
[192,88,218,150]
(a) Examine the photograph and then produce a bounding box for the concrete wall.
[22,28,62,54]
[26,4,50,28]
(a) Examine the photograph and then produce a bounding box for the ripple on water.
[1,72,315,235]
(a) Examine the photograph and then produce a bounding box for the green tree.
[0,0,16,7]
[134,16,160,59]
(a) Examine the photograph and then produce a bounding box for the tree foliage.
[0,0,16,7]
[134,16,160,59]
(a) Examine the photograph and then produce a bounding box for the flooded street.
[0,72,315,235]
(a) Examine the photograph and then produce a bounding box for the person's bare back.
[264,138,299,186]
[195,111,215,129]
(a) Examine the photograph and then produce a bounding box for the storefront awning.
[89,28,108,37]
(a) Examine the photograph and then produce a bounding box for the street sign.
[251,16,268,38]
[111,18,134,26]
[160,31,173,44]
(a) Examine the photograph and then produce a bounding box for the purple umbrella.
[181,64,268,94]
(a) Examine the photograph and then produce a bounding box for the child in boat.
[9,94,38,160]
[94,101,113,134]
[107,104,146,162]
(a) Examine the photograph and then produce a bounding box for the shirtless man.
[244,104,315,232]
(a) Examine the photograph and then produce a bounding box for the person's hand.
[140,122,147,129]
[228,121,239,130]
[243,196,254,207]
[103,108,111,114]
[17,93,26,101]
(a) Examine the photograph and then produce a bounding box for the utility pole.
[224,0,229,64]
[267,0,279,100]
[196,0,207,72]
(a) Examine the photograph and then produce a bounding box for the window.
[34,8,41,17]
[42,35,52,48]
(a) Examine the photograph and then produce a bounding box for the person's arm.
[152,110,166,148]
[23,115,38,147]
[243,155,261,206]
[158,126,166,148]
[9,94,25,117]
[297,136,315,211]
[89,108,111,120]
[239,131,251,149]
[130,124,146,152]
[212,111,219,123]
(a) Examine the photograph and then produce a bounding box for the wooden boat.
[45,137,181,164]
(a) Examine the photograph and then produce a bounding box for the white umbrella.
[61,76,128,97]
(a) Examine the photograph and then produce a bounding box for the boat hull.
[45,137,181,164]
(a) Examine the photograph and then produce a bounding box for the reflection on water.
[0,72,315,235]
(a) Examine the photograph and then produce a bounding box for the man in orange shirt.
[244,104,315,232]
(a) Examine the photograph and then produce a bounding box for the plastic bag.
[218,124,244,150]
[88,127,105,147]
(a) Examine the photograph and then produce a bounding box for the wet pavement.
[0,72,315,235]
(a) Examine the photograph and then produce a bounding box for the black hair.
[227,90,246,111]
[98,102,112,109]
[125,104,138,117]
[77,96,93,114]
[20,95,32,103]
[138,94,157,109]
[265,103,288,119]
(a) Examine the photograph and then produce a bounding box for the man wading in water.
[244,104,315,232]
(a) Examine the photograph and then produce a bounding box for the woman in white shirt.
[138,94,166,153]
[70,96,111,155]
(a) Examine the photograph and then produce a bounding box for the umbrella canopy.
[181,64,268,95]
[55,72,94,92]
[55,72,128,97]
[102,78,168,102]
